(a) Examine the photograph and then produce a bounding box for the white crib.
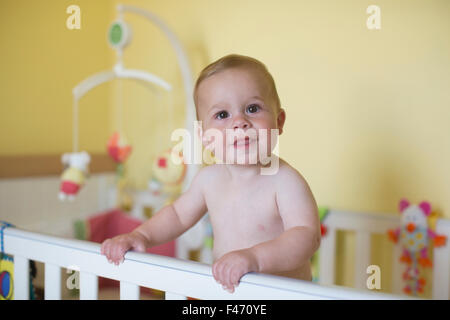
[3,226,408,300]
[319,210,450,299]
[1,174,449,300]
[3,212,450,300]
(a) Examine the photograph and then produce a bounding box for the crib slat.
[354,231,371,290]
[432,222,450,299]
[44,263,61,300]
[391,243,403,295]
[165,292,187,300]
[319,227,336,285]
[79,272,98,300]
[120,281,140,300]
[13,255,29,300]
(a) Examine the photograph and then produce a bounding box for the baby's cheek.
[258,129,278,156]
[270,128,279,147]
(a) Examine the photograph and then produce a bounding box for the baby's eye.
[215,110,229,120]
[246,104,260,114]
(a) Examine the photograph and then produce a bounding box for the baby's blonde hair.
[193,54,281,120]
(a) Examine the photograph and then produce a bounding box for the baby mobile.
[387,199,447,296]
[59,7,179,203]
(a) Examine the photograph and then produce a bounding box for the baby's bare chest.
[204,179,284,243]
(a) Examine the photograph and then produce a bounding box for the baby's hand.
[100,231,149,265]
[212,248,259,293]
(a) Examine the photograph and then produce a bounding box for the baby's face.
[196,67,285,165]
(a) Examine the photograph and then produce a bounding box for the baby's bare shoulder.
[274,158,304,179]
[272,158,310,190]
[198,163,223,176]
[193,164,224,185]
[183,165,222,197]
[273,159,318,222]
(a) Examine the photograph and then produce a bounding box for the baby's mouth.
[234,137,253,148]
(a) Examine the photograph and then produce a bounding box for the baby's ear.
[277,108,286,135]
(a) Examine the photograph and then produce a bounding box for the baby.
[101,54,321,293]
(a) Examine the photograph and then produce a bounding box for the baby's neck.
[224,163,264,180]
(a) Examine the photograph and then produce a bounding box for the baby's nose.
[232,115,251,130]
[233,122,249,130]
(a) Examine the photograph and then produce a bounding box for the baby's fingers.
[223,266,237,293]
[101,239,113,261]
[111,243,128,265]
[100,240,108,256]
[212,261,221,283]
[229,268,243,289]
[213,262,235,293]
[213,261,228,286]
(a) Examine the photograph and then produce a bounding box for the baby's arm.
[213,167,320,292]
[101,168,208,264]
[251,169,321,273]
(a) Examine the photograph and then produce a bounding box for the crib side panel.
[3,227,404,300]
[432,219,450,299]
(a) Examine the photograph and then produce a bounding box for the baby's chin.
[214,142,274,165]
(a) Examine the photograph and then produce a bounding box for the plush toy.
[148,148,186,204]
[0,257,37,300]
[107,131,132,164]
[318,207,329,237]
[388,199,447,295]
[59,151,91,201]
[0,222,37,300]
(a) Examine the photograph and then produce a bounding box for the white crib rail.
[319,210,450,299]
[3,227,404,300]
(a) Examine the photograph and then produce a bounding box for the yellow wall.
[0,0,114,155]
[1,0,449,294]
[107,0,450,217]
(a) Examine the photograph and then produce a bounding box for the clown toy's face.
[402,205,428,233]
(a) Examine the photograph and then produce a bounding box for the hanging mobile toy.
[107,131,133,187]
[107,132,132,164]
[59,152,91,201]
[59,7,173,201]
[148,148,186,202]
[387,199,447,296]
